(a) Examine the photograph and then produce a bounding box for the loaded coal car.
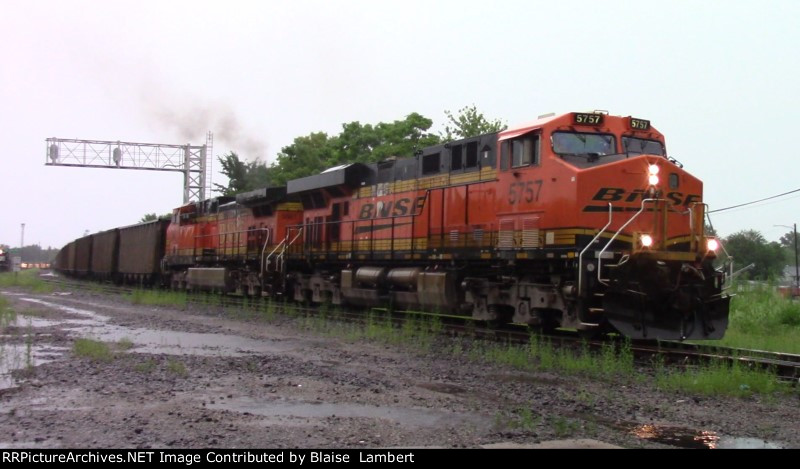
[73,235,93,278]
[56,241,77,276]
[90,228,119,282]
[116,218,169,285]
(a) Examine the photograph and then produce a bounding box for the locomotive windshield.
[552,132,615,157]
[622,136,665,156]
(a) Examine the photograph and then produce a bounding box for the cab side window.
[511,133,539,168]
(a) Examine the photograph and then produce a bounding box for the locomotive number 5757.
[508,180,543,205]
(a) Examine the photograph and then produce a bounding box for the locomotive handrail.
[257,228,272,275]
[596,198,659,286]
[577,202,613,294]
[264,237,285,272]
[277,227,304,273]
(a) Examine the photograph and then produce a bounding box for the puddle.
[16,297,297,356]
[629,423,782,449]
[207,396,487,429]
[2,298,300,389]
[20,298,108,324]
[0,341,67,390]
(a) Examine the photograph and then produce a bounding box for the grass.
[73,338,114,362]
[0,270,53,293]
[655,358,791,398]
[72,337,136,362]
[474,334,635,381]
[297,307,442,352]
[127,289,187,308]
[117,337,134,350]
[494,407,541,431]
[134,358,157,373]
[0,295,16,327]
[461,332,792,398]
[167,359,188,377]
[552,416,580,438]
[712,285,800,354]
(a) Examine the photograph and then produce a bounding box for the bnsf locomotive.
[56,111,730,340]
[0,247,10,272]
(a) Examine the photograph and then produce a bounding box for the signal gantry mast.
[45,132,213,203]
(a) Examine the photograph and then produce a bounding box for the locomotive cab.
[519,112,729,340]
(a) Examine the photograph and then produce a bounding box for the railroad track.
[30,273,800,382]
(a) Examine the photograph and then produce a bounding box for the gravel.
[0,287,797,449]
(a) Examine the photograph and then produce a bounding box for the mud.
[0,286,797,449]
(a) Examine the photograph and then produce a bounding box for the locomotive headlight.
[640,234,654,248]
[706,238,719,252]
[647,164,660,185]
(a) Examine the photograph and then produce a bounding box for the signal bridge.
[45,132,213,203]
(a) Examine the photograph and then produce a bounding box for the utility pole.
[20,223,25,258]
[794,223,799,296]
[776,223,799,297]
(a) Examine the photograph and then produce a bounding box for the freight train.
[55,111,731,340]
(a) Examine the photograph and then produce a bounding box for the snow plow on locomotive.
[55,111,730,341]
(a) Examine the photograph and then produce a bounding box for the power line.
[708,187,800,214]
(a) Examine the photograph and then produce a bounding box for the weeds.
[709,284,800,353]
[167,359,188,377]
[552,416,580,438]
[134,358,157,373]
[117,337,134,351]
[472,334,635,381]
[0,270,53,293]
[0,296,16,327]
[73,338,113,362]
[127,289,187,308]
[655,359,791,397]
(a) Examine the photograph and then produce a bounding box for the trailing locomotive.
[56,111,730,340]
[0,247,10,272]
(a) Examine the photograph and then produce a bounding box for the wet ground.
[0,286,798,449]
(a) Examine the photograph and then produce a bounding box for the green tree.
[441,104,507,141]
[213,151,271,196]
[268,113,441,185]
[724,230,786,280]
[331,112,440,165]
[139,213,158,223]
[216,108,491,192]
[268,132,334,186]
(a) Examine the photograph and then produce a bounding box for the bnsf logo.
[592,188,701,207]
[358,196,427,219]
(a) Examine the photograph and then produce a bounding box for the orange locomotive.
[163,187,304,296]
[280,111,729,340]
[59,110,729,341]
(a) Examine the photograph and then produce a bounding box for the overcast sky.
[2,0,799,250]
